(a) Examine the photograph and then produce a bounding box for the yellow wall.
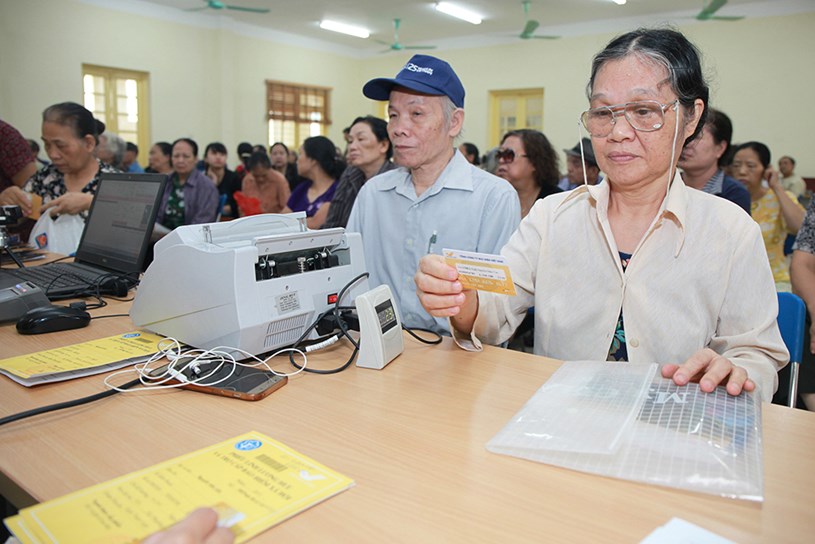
[2,0,814,175]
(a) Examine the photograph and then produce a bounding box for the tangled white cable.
[103,337,308,393]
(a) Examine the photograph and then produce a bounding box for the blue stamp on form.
[235,439,262,451]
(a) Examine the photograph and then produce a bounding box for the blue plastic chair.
[777,292,807,408]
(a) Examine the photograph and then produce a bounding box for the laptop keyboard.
[10,263,102,291]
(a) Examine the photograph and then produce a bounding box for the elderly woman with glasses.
[415,28,787,401]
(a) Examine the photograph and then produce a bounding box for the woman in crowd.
[233,142,253,181]
[236,151,290,216]
[415,28,787,401]
[495,129,561,218]
[203,142,240,219]
[282,136,344,229]
[155,138,219,230]
[270,141,303,191]
[26,139,49,169]
[96,131,125,170]
[459,142,480,166]
[322,116,395,229]
[494,129,561,346]
[0,102,117,225]
[729,141,805,290]
[147,142,173,175]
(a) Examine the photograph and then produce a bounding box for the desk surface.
[1,303,814,543]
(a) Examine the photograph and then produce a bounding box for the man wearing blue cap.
[347,54,521,335]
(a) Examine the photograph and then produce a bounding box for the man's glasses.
[496,148,527,163]
[580,100,678,138]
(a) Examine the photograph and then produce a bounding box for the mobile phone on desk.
[167,362,287,401]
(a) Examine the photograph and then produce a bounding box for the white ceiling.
[86,0,815,56]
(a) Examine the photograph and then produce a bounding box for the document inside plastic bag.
[487,361,763,501]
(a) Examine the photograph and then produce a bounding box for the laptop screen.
[74,172,167,273]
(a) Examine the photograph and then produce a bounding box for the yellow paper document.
[0,331,164,386]
[4,431,354,543]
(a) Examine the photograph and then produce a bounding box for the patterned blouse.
[163,174,186,230]
[607,252,632,362]
[751,189,804,284]
[793,198,815,255]
[24,160,119,220]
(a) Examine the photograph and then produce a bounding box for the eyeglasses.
[496,148,527,163]
[580,100,678,138]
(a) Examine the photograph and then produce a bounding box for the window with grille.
[266,81,332,150]
[488,88,544,147]
[82,64,150,158]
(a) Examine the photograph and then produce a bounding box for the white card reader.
[355,284,404,370]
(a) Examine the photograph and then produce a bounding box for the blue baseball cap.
[363,54,465,108]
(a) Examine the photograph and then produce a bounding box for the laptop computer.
[0,172,167,299]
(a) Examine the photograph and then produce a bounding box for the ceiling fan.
[375,19,437,53]
[185,0,270,14]
[519,1,559,40]
[695,0,744,21]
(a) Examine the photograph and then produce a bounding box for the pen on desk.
[426,230,437,254]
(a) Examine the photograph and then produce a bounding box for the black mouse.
[16,305,91,335]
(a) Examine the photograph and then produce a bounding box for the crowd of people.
[0,89,809,285]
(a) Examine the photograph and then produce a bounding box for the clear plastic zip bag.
[487,361,763,501]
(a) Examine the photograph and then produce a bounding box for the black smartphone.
[168,362,287,401]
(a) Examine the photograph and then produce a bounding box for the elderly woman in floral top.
[3,102,118,221]
[730,141,805,290]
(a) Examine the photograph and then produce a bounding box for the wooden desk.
[1,310,814,543]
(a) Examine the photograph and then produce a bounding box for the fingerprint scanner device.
[355,284,404,370]
[0,281,50,322]
[130,213,368,358]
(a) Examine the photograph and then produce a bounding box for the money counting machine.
[130,213,368,357]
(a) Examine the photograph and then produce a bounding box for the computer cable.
[0,356,253,427]
[44,272,139,301]
[41,271,96,299]
[103,336,308,393]
[82,298,107,311]
[287,274,447,372]
[332,272,370,350]
[37,294,128,320]
[287,272,370,375]
[402,326,443,345]
[0,335,308,426]
[0,337,307,427]
[88,272,139,298]
[0,376,142,427]
[287,308,358,375]
[329,280,441,346]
